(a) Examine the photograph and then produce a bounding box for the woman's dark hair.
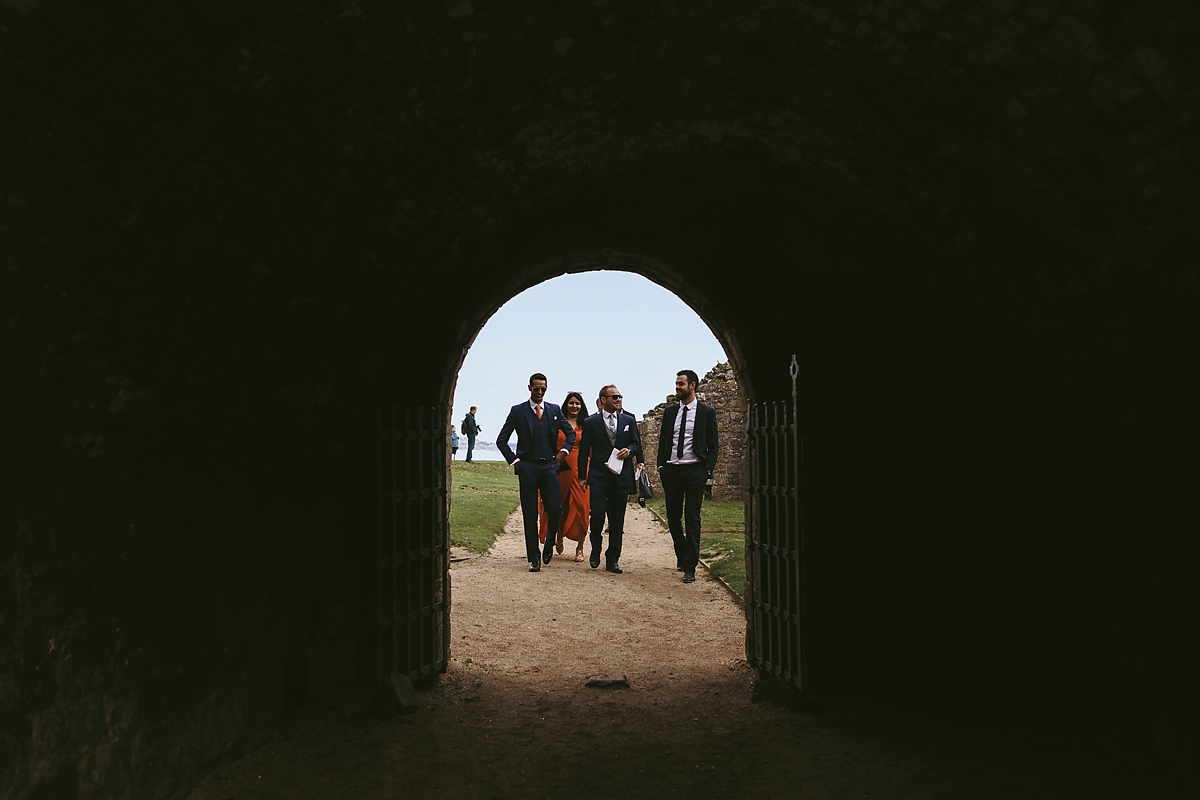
[561,391,589,422]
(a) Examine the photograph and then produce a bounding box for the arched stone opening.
[8,157,1191,796]
[438,261,752,645]
[6,146,1191,799]
[4,0,1198,794]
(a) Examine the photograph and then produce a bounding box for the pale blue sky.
[453,271,727,441]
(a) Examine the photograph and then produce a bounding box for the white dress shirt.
[667,399,699,465]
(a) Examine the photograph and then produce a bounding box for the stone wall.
[637,363,745,501]
[2,0,1198,796]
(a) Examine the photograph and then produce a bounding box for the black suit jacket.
[578,410,642,490]
[656,402,719,476]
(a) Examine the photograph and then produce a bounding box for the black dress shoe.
[605,562,623,574]
[676,561,684,571]
[542,539,554,564]
[589,548,601,569]
[682,571,695,583]
[529,561,541,572]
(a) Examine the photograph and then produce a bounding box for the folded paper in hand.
[605,449,624,475]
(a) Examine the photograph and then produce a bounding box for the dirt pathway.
[186,507,1150,799]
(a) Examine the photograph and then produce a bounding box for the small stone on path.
[449,546,476,563]
[585,674,630,688]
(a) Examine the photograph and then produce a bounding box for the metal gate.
[377,404,450,687]
[745,355,806,691]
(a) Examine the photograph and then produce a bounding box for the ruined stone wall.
[638,363,745,501]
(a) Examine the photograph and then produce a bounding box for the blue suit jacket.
[577,410,642,489]
[496,401,575,465]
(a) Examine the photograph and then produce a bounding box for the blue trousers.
[517,460,561,564]
[589,477,629,566]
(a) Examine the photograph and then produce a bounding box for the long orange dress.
[538,423,590,547]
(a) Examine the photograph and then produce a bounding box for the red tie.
[535,404,542,419]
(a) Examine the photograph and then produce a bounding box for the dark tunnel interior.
[2,0,1198,796]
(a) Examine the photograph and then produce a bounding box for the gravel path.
[185,506,1151,799]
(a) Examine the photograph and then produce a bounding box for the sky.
[452,271,727,442]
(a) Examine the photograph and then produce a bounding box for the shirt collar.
[681,398,697,412]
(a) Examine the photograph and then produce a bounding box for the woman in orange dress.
[538,391,591,561]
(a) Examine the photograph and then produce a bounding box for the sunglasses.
[607,394,622,400]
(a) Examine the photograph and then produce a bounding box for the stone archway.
[6,0,1197,794]
[437,255,762,620]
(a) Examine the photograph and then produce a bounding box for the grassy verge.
[449,461,519,553]
[645,496,745,604]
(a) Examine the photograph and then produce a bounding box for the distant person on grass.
[496,374,576,573]
[462,406,481,462]
[450,425,460,460]
[655,369,719,584]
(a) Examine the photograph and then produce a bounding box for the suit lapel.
[658,406,672,462]
[526,403,541,452]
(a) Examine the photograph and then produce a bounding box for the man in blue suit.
[577,384,642,574]
[496,373,577,572]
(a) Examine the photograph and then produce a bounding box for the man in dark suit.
[577,384,642,574]
[496,373,576,572]
[656,369,719,584]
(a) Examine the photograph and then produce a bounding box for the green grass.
[449,461,520,553]
[645,497,746,604]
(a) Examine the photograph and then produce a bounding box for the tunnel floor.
[184,507,1154,799]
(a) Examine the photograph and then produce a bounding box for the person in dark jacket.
[496,375,576,572]
[655,370,719,584]
[577,384,642,574]
[462,406,481,462]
